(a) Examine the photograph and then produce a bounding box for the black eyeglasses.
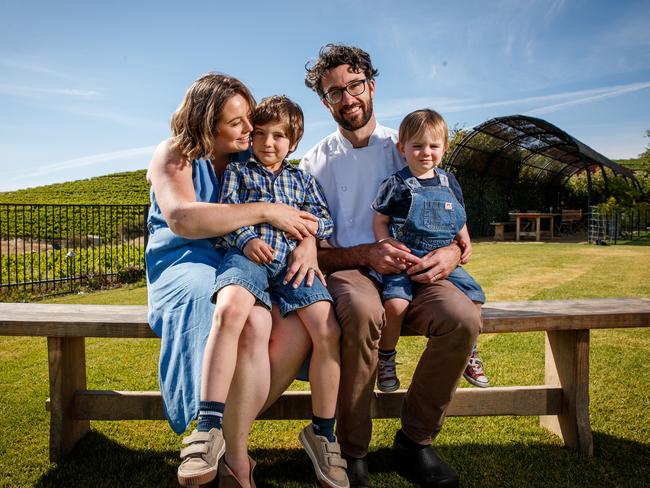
[322,79,368,104]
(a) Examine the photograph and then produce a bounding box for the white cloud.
[0,83,99,99]
[376,81,650,120]
[0,58,77,81]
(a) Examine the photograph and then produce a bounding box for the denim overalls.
[382,166,485,303]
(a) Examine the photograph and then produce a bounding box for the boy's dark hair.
[252,95,304,150]
[305,44,379,97]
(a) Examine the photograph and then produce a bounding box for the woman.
[146,73,319,487]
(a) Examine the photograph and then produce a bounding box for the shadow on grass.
[35,431,650,488]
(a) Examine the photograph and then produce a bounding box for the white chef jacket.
[300,124,406,248]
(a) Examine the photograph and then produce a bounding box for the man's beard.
[333,98,373,132]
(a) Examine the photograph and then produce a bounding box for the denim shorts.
[382,265,486,304]
[213,248,332,316]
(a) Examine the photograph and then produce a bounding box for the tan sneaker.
[299,425,350,488]
[177,428,226,487]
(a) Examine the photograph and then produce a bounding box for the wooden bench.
[490,222,513,241]
[2,298,649,462]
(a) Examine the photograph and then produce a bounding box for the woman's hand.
[265,203,318,241]
[284,237,326,288]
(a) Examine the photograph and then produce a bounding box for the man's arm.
[318,239,419,275]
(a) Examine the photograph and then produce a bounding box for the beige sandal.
[218,455,257,488]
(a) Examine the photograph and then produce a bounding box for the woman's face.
[212,94,253,155]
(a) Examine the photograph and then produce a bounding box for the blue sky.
[1,0,649,192]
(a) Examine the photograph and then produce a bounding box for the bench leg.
[47,337,89,463]
[540,330,593,457]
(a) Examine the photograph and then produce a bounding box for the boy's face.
[397,130,446,178]
[252,120,294,171]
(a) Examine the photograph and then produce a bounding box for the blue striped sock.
[312,415,336,442]
[197,401,224,432]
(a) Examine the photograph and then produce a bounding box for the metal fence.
[0,203,149,295]
[588,205,650,244]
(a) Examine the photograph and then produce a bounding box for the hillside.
[0,170,150,204]
[616,156,646,172]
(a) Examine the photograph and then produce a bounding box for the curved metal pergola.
[445,115,640,206]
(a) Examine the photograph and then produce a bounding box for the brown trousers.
[328,269,480,458]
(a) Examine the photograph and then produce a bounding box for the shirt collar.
[245,155,297,173]
[336,123,385,149]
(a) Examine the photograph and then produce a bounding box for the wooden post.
[516,217,521,241]
[47,337,90,462]
[540,330,593,457]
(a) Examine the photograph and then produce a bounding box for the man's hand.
[243,238,274,264]
[407,242,461,284]
[366,238,421,274]
[284,236,326,288]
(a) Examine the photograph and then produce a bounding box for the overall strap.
[435,168,450,188]
[396,166,422,190]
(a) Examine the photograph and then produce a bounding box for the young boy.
[195,95,348,488]
[372,109,488,392]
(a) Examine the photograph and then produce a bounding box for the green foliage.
[0,170,150,205]
[0,244,144,298]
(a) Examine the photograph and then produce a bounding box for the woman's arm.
[147,140,316,239]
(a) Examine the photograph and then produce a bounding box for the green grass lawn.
[1,242,649,487]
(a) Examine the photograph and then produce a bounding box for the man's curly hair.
[304,44,379,97]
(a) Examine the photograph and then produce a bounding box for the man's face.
[320,64,375,132]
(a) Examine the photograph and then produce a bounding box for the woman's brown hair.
[170,73,255,161]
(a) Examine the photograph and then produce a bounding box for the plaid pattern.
[218,157,333,262]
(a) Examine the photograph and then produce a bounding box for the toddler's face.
[398,130,446,178]
[252,120,294,171]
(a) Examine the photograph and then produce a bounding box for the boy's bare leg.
[295,301,341,418]
[201,285,257,401]
[264,307,312,410]
[378,297,409,351]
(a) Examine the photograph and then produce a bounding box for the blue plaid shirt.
[217,156,333,263]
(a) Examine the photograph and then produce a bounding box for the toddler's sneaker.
[377,351,401,392]
[299,425,349,488]
[177,428,225,487]
[463,350,490,388]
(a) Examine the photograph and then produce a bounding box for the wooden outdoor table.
[512,212,561,241]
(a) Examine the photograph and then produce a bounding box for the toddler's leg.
[377,298,409,393]
[379,298,409,351]
[463,301,491,388]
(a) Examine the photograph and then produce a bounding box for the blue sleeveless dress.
[146,155,238,434]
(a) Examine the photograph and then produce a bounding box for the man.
[300,44,481,488]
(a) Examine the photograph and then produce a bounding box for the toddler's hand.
[243,238,274,264]
[457,238,472,265]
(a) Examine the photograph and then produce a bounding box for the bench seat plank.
[2,298,649,337]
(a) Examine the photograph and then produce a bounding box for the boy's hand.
[243,238,274,264]
[457,237,472,264]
